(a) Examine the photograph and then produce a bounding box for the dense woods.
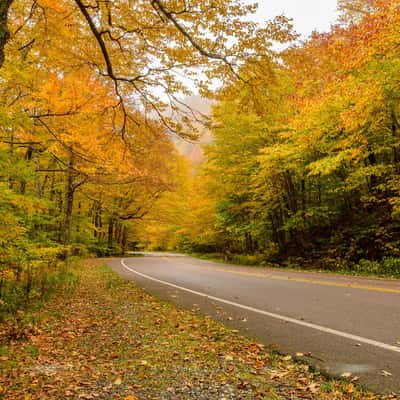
[1,0,400,317]
[0,0,293,316]
[142,0,400,274]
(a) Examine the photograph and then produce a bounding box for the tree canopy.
[2,0,400,316]
[0,0,298,314]
[147,0,400,274]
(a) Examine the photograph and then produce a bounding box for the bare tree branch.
[151,0,242,80]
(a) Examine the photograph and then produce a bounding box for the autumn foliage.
[1,0,400,316]
[0,0,295,315]
[143,0,400,274]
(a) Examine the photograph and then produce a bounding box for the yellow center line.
[161,257,400,295]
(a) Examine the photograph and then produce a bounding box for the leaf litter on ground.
[0,259,397,400]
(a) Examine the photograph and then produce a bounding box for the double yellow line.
[162,257,400,295]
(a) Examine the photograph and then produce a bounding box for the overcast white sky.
[179,1,341,97]
[254,1,339,38]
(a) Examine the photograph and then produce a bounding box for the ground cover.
[0,260,396,400]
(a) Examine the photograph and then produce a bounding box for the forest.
[0,0,400,317]
[141,0,400,275]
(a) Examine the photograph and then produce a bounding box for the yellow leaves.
[0,269,15,282]
[7,0,294,141]
[346,383,355,394]
[113,377,122,385]
[37,0,68,12]
[268,369,290,380]
[37,70,112,116]
[307,152,351,177]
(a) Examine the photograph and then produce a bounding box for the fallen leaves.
[268,369,290,380]
[226,364,234,373]
[346,383,355,394]
[113,377,122,385]
[296,381,320,394]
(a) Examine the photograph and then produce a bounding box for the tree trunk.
[283,170,298,214]
[20,147,33,194]
[121,226,128,253]
[0,0,14,69]
[301,178,306,211]
[76,201,81,233]
[63,154,75,245]
[391,110,400,172]
[367,146,377,188]
[317,173,322,205]
[115,221,121,245]
[107,217,114,250]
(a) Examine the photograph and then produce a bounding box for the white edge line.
[120,259,400,354]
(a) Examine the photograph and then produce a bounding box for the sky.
[254,0,339,38]
[179,1,341,97]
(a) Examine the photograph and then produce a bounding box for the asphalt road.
[106,254,400,394]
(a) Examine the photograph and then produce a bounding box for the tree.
[0,26,190,310]
[2,0,293,138]
[166,0,400,268]
[0,0,13,68]
[338,0,377,25]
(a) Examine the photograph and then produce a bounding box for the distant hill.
[173,95,213,165]
[183,95,212,115]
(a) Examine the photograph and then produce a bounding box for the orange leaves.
[37,0,69,13]
[37,70,112,116]
[334,0,400,70]
[6,0,295,141]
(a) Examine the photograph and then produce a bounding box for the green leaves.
[163,0,400,265]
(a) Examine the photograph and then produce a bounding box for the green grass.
[189,252,400,279]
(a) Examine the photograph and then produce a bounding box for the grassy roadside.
[189,252,400,280]
[0,260,396,400]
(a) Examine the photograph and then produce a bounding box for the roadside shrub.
[262,242,280,262]
[101,266,124,289]
[0,285,25,316]
[352,258,400,277]
[231,254,263,266]
[0,245,79,321]
[381,257,400,277]
[353,259,381,275]
[322,257,352,272]
[41,268,79,299]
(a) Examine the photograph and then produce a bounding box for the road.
[106,254,400,394]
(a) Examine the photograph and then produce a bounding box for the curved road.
[107,254,400,394]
